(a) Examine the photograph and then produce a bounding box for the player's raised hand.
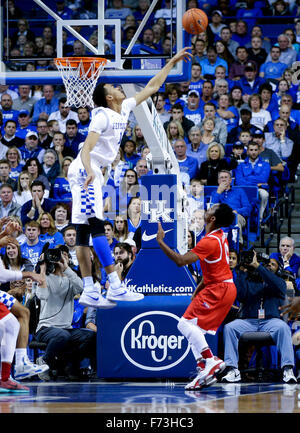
[156,222,165,243]
[83,171,95,190]
[170,47,193,65]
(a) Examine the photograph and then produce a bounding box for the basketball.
[182,8,208,34]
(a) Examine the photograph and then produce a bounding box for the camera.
[240,250,270,267]
[35,243,62,275]
[45,248,62,263]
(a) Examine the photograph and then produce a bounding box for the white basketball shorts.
[68,155,104,225]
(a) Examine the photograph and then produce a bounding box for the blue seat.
[270,165,290,202]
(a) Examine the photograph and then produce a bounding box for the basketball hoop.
[54,57,108,108]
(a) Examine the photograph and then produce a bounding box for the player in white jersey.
[68,47,192,308]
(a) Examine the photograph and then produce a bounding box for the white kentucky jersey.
[86,97,136,167]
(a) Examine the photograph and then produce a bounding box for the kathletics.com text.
[127,283,194,295]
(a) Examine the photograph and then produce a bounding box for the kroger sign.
[120,311,191,371]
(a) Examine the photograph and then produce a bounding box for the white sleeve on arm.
[0,258,22,283]
[122,97,136,113]
[88,108,109,134]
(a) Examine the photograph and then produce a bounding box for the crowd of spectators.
[1,0,300,382]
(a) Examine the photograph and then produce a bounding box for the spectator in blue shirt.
[164,84,185,112]
[217,94,239,133]
[235,142,271,221]
[54,0,74,19]
[189,63,205,94]
[259,46,287,85]
[104,221,118,253]
[259,82,279,121]
[192,39,207,65]
[21,221,44,267]
[231,20,251,46]
[186,125,210,170]
[64,120,85,157]
[199,45,228,79]
[6,146,24,181]
[15,110,37,140]
[52,156,73,201]
[37,211,65,248]
[174,138,199,186]
[198,82,218,117]
[184,90,202,126]
[237,61,266,103]
[134,0,154,26]
[105,0,131,25]
[0,94,19,125]
[123,140,140,168]
[19,131,45,164]
[270,236,300,277]
[77,107,90,138]
[32,85,59,124]
[236,0,264,31]
[211,169,251,245]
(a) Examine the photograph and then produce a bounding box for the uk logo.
[142,200,174,223]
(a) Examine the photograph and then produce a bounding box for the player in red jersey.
[0,219,46,392]
[156,203,236,390]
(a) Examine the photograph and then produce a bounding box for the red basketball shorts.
[183,281,237,333]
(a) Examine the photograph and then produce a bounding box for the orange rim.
[54,57,107,67]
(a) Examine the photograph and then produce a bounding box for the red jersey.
[192,228,232,285]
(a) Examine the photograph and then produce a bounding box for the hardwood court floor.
[0,381,299,413]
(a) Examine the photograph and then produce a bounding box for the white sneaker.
[14,357,49,381]
[185,356,226,390]
[221,368,241,383]
[283,367,297,384]
[79,290,117,309]
[106,279,144,302]
[36,357,51,381]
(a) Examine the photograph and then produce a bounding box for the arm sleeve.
[0,267,23,284]
[88,109,109,134]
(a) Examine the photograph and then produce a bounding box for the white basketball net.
[54,58,107,108]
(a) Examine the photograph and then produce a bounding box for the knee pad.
[75,224,91,246]
[88,217,105,238]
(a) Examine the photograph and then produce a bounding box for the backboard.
[1,0,190,85]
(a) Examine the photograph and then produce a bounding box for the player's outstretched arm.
[135,47,192,106]
[80,131,100,189]
[156,222,198,267]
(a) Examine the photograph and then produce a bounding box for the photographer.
[221,251,296,384]
[34,246,96,381]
